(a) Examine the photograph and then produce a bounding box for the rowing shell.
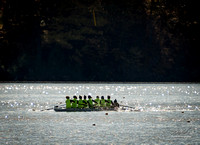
[54,106,118,112]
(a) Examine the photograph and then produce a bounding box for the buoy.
[105,113,108,115]
[182,111,184,113]
[187,120,190,123]
[93,124,96,126]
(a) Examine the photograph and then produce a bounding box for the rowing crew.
[65,95,119,109]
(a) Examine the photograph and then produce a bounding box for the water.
[0,83,200,144]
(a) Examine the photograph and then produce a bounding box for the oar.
[119,104,135,109]
[40,107,54,111]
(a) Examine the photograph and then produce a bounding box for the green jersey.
[78,99,84,108]
[106,99,112,107]
[100,99,106,107]
[83,99,88,108]
[72,98,77,108]
[65,99,71,108]
[95,98,100,107]
[88,98,93,108]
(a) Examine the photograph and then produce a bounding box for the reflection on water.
[1,83,200,112]
[0,83,200,144]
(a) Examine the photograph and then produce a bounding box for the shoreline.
[0,81,199,84]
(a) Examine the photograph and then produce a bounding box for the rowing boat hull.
[54,106,117,112]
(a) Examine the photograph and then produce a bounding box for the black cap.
[88,95,92,98]
[79,95,82,99]
[66,96,70,99]
[107,95,111,99]
[101,96,104,99]
[73,96,77,99]
[96,96,99,98]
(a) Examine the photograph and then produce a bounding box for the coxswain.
[65,96,72,109]
[72,96,78,108]
[100,96,106,107]
[113,99,119,107]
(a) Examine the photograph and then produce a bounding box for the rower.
[87,95,97,108]
[94,96,100,107]
[78,95,84,109]
[100,96,106,107]
[65,96,72,109]
[106,95,114,107]
[72,96,78,108]
[83,95,88,108]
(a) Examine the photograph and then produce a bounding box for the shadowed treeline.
[0,0,200,82]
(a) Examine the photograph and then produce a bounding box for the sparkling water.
[0,83,200,144]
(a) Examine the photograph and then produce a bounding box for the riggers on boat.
[54,105,118,112]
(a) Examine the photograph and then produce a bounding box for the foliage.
[0,0,200,81]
